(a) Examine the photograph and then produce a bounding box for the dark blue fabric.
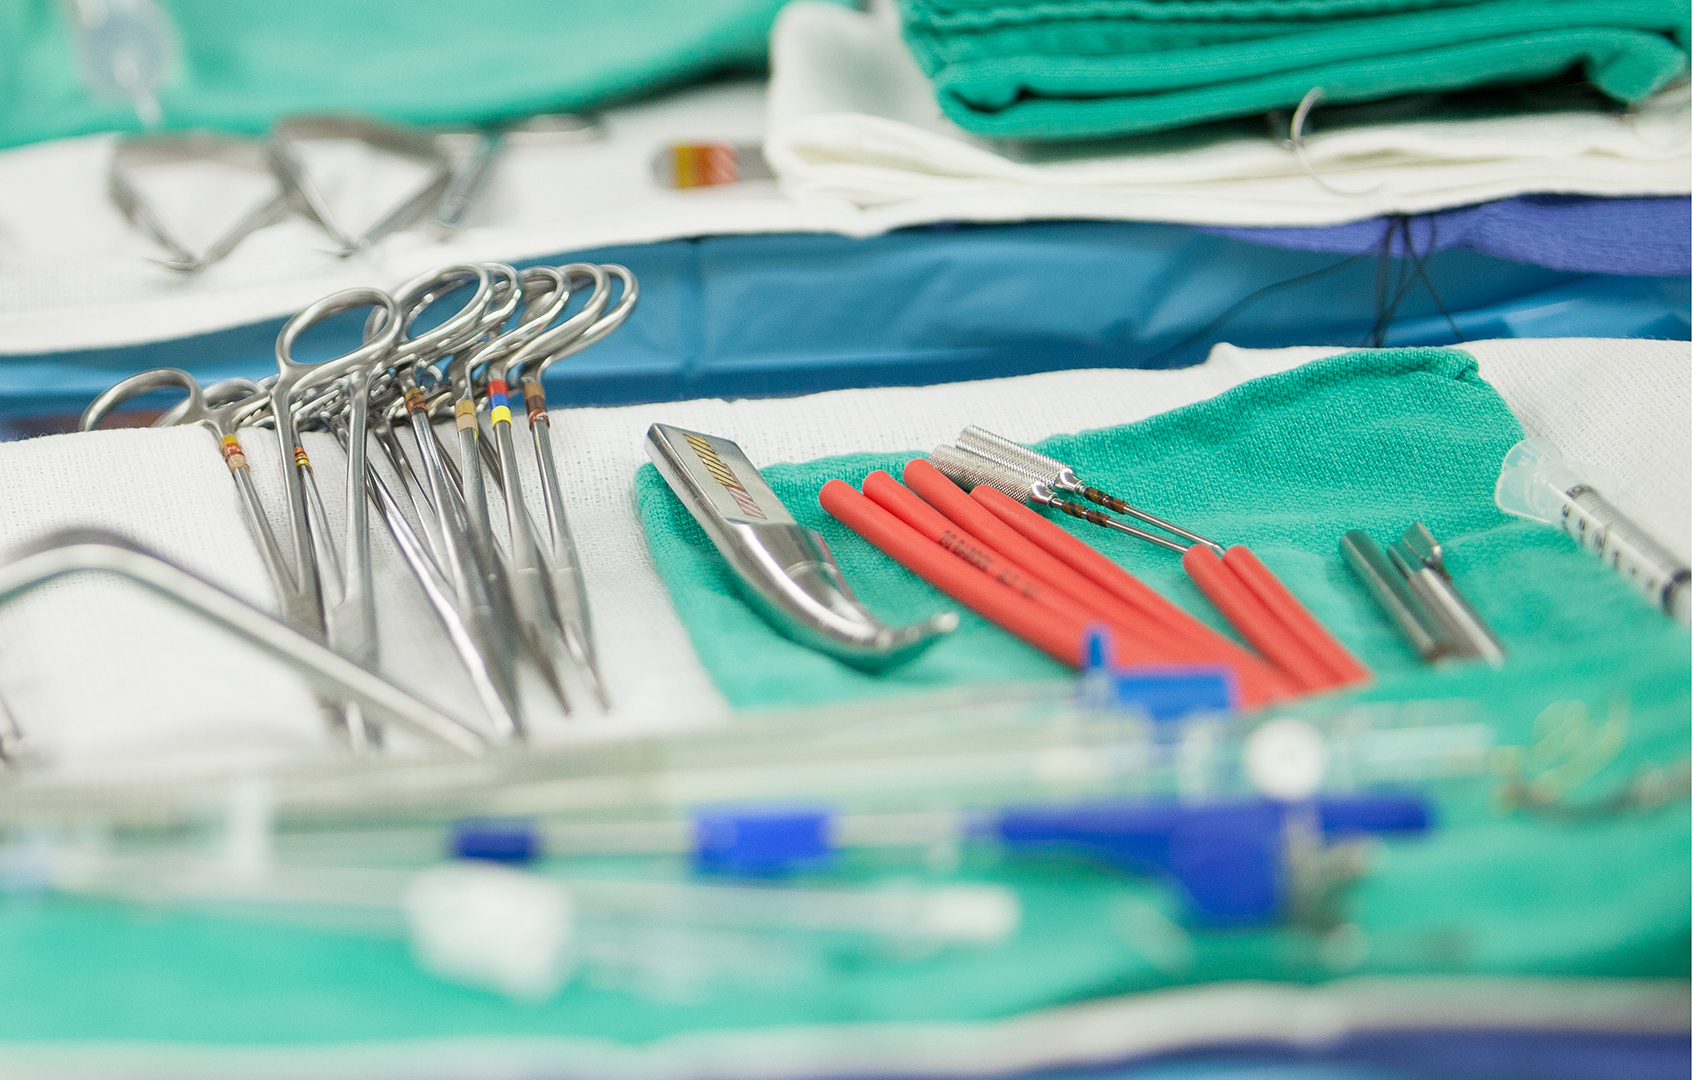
[967,1030,1692,1080]
[1208,195,1693,277]
[2,221,1687,428]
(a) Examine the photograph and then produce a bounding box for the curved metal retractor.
[0,532,486,757]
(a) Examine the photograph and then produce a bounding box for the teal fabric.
[0,349,1681,1048]
[891,0,1691,140]
[0,0,812,151]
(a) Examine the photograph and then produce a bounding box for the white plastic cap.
[916,886,1021,944]
[1244,717,1329,801]
[404,863,575,1001]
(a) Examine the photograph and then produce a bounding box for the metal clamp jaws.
[645,424,954,670]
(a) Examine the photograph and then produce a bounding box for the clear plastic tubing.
[1495,437,1690,626]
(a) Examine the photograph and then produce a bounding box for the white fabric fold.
[763,3,1693,226]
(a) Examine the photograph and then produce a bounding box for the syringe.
[1495,438,1690,626]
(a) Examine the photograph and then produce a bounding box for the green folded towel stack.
[893,0,1691,140]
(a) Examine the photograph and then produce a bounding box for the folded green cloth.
[0,0,806,150]
[890,0,1691,140]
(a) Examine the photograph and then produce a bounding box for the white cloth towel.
[763,3,1693,227]
[0,338,1682,783]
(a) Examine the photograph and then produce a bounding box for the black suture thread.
[1140,249,1375,367]
[1404,214,1466,343]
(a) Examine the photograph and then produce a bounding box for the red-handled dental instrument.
[822,479,1142,668]
[901,459,1290,706]
[859,470,1087,625]
[1180,547,1331,693]
[939,451,1367,695]
[1216,545,1370,687]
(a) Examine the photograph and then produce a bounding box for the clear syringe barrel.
[1495,437,1690,625]
[1559,485,1691,624]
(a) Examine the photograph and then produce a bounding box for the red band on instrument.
[219,434,248,471]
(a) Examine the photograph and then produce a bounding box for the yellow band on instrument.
[491,405,511,425]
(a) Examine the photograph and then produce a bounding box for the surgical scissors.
[270,287,404,748]
[380,265,535,734]
[464,267,591,708]
[504,263,639,707]
[79,369,393,749]
[69,258,641,754]
[298,383,519,741]
[268,115,455,258]
[79,369,292,618]
[428,264,579,719]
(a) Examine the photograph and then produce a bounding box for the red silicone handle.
[861,470,1078,622]
[971,486,1194,634]
[1183,546,1332,693]
[970,484,1292,701]
[821,479,1098,668]
[1222,546,1370,689]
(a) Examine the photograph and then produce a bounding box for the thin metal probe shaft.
[956,425,1222,553]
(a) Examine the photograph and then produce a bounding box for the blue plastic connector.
[693,807,833,875]
[1115,668,1236,722]
[450,818,541,863]
[1084,625,1112,671]
[993,794,1431,926]
[1078,626,1238,721]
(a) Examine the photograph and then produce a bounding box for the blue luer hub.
[693,807,833,875]
[450,818,542,864]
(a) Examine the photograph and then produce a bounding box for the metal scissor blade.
[529,417,609,708]
[433,129,503,239]
[341,166,453,257]
[405,396,527,737]
[461,419,571,718]
[354,441,519,741]
[543,560,610,711]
